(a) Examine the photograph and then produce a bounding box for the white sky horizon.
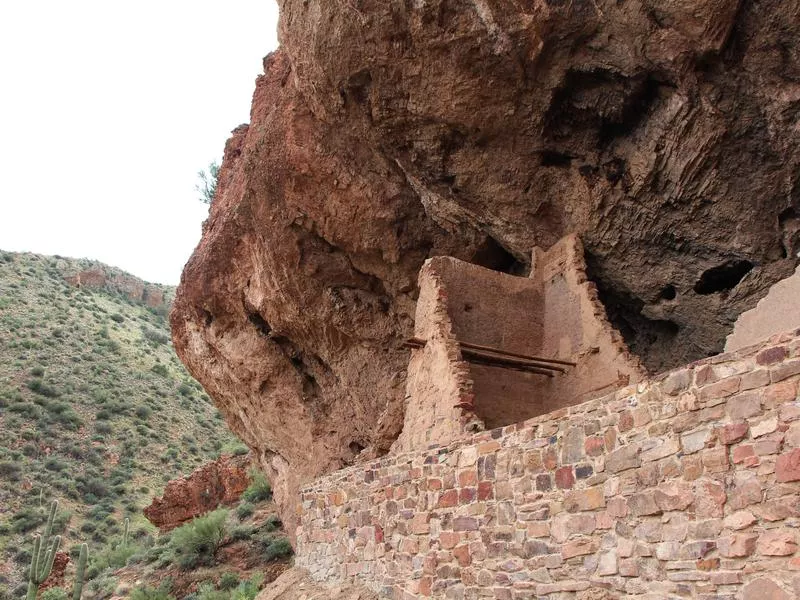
[0,1,280,285]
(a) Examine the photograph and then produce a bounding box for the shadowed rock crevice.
[693,260,755,295]
[469,236,528,275]
[584,258,682,374]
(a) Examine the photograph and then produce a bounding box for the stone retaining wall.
[296,330,800,599]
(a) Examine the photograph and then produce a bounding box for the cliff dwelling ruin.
[168,0,800,595]
[394,234,645,452]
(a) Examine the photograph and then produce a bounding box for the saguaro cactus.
[26,500,61,600]
[122,517,130,546]
[71,543,88,600]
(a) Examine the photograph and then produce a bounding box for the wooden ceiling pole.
[402,337,576,376]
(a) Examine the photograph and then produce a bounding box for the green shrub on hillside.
[195,573,262,600]
[261,536,292,562]
[229,573,263,600]
[229,525,253,542]
[142,328,169,346]
[169,509,228,570]
[235,502,254,521]
[134,405,152,420]
[242,471,271,503]
[130,582,174,600]
[218,573,239,591]
[10,507,46,534]
[26,378,60,398]
[262,515,281,533]
[41,588,68,600]
[150,363,168,377]
[0,461,21,481]
[82,574,117,600]
[94,422,112,435]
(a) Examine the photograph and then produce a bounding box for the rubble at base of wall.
[296,329,800,599]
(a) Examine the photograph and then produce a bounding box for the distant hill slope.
[0,250,242,596]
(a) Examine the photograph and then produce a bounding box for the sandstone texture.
[297,330,800,598]
[172,0,800,536]
[144,454,250,530]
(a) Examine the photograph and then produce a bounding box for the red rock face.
[144,455,251,530]
[64,267,168,309]
[172,0,800,533]
[40,551,69,592]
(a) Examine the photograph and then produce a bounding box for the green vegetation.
[169,509,228,570]
[26,501,62,600]
[241,470,271,503]
[130,582,175,600]
[261,536,293,562]
[235,502,254,520]
[72,543,88,600]
[42,589,69,600]
[196,573,263,600]
[0,250,239,596]
[196,161,220,205]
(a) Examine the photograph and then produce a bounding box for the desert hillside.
[0,251,292,598]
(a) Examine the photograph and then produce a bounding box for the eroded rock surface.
[172,0,800,533]
[144,455,250,530]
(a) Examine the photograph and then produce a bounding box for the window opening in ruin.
[693,260,754,295]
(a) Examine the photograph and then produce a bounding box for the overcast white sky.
[0,1,279,284]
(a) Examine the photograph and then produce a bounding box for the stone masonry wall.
[296,329,800,599]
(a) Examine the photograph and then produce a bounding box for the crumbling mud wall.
[296,329,800,599]
[395,236,644,452]
[726,266,800,352]
[531,235,644,410]
[394,259,478,453]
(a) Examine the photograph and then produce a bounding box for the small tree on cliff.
[196,161,220,205]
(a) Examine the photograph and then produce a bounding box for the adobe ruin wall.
[296,329,800,599]
[394,235,645,453]
[726,266,800,352]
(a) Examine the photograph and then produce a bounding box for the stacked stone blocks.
[296,330,800,599]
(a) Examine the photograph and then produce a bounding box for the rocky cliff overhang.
[171,0,800,533]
